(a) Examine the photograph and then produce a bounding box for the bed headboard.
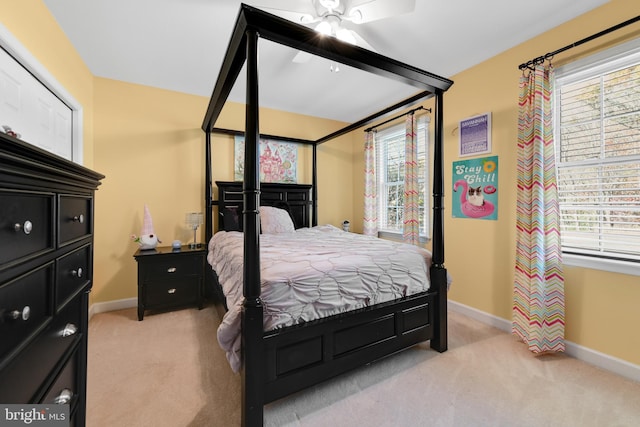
[215,181,312,232]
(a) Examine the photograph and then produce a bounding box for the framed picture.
[234,135,297,183]
[459,112,492,157]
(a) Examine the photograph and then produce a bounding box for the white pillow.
[260,206,295,234]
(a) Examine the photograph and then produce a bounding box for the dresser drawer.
[0,293,82,403]
[141,255,202,281]
[41,350,78,408]
[0,191,54,268]
[59,195,91,245]
[0,263,53,362]
[145,279,199,307]
[56,245,91,308]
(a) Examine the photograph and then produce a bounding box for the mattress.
[207,224,433,372]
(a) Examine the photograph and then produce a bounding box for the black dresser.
[0,133,104,425]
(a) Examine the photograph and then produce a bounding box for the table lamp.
[185,212,203,249]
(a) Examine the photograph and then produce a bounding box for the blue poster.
[452,156,498,220]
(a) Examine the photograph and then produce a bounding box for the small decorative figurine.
[1,125,21,139]
[131,205,161,250]
[342,220,350,232]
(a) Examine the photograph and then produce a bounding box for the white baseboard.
[448,300,640,383]
[89,298,137,320]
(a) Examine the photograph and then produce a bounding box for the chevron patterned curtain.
[403,114,419,245]
[363,130,378,236]
[513,63,565,353]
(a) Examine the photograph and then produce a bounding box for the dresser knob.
[53,388,73,405]
[62,323,78,337]
[14,220,33,235]
[167,288,176,294]
[167,267,177,273]
[72,267,83,278]
[6,306,30,321]
[73,214,84,224]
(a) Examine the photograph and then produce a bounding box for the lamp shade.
[185,212,203,228]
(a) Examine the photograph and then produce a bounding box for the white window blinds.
[376,115,430,237]
[555,41,640,262]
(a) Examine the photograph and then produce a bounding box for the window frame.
[0,22,84,164]
[553,37,640,276]
[375,114,430,242]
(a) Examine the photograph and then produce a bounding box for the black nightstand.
[134,245,206,320]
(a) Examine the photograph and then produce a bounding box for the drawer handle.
[53,388,73,405]
[6,306,30,321]
[13,220,33,235]
[167,267,177,273]
[168,288,176,294]
[62,323,78,337]
[73,214,84,224]
[72,267,84,278]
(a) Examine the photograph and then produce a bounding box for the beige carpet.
[87,305,640,427]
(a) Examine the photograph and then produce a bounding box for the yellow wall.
[440,0,640,365]
[91,78,354,303]
[2,0,639,368]
[0,0,95,168]
[351,0,640,367]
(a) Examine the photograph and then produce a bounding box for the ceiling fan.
[256,0,416,63]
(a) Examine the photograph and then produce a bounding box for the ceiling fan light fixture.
[315,20,332,36]
[336,28,356,45]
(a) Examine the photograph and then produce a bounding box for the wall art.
[452,155,498,220]
[234,135,297,183]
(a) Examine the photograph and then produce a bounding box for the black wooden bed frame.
[201,4,453,426]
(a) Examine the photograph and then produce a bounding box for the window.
[554,38,640,274]
[376,115,429,239]
[0,24,83,163]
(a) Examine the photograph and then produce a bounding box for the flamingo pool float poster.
[452,156,498,220]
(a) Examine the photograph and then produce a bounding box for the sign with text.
[1,404,69,426]
[452,156,498,220]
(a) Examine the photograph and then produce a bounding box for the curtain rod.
[364,106,431,132]
[518,15,640,70]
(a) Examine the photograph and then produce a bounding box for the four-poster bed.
[201,4,453,425]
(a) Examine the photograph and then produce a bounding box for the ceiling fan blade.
[256,7,318,24]
[292,50,314,63]
[344,0,416,24]
[253,3,319,25]
[349,30,377,53]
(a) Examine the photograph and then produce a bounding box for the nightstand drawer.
[0,191,54,268]
[145,279,199,307]
[141,255,201,281]
[56,245,91,308]
[59,195,91,245]
[0,263,53,362]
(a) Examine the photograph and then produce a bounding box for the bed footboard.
[262,291,436,403]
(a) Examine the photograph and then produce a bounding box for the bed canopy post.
[205,131,213,245]
[241,27,265,427]
[312,143,318,226]
[430,89,448,352]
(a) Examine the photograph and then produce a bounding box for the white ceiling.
[42,0,609,123]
